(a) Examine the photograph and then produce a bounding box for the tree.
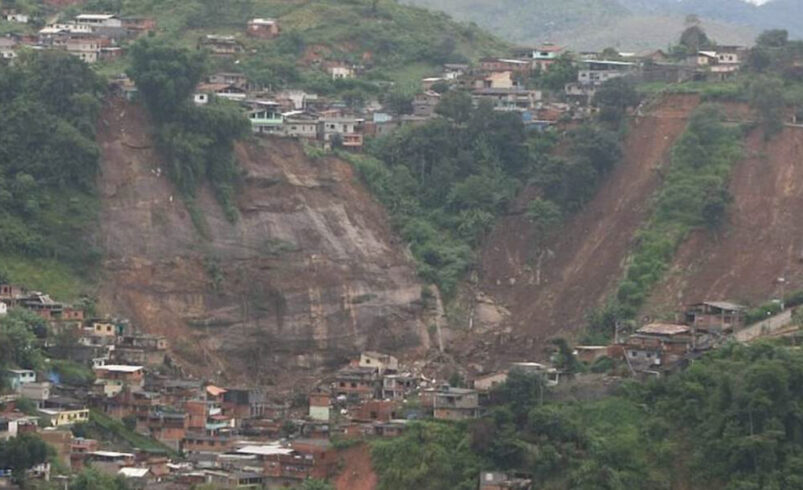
[384,90,413,115]
[593,77,639,123]
[70,468,130,490]
[750,76,786,138]
[434,90,472,121]
[372,422,480,490]
[0,433,51,485]
[0,308,46,371]
[757,29,789,48]
[128,38,206,121]
[679,25,711,55]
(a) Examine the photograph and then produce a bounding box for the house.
[205,470,264,489]
[433,386,480,421]
[381,374,417,400]
[0,283,23,299]
[6,369,36,391]
[479,471,533,490]
[199,35,244,56]
[325,63,355,80]
[37,408,89,427]
[75,14,123,28]
[352,400,399,423]
[530,44,564,71]
[121,16,156,34]
[413,91,441,118]
[90,319,119,337]
[1,11,28,23]
[320,117,364,150]
[624,323,694,370]
[195,83,247,102]
[685,301,745,333]
[473,371,508,392]
[181,433,234,454]
[248,101,284,134]
[472,87,541,112]
[573,346,609,364]
[576,59,636,86]
[308,393,331,421]
[19,382,50,408]
[85,451,135,474]
[475,70,516,89]
[208,72,249,89]
[147,411,188,450]
[639,62,697,84]
[93,365,144,397]
[283,111,319,139]
[246,18,279,39]
[358,352,398,374]
[20,292,63,319]
[114,334,168,366]
[0,414,38,441]
[334,366,378,400]
[443,63,469,79]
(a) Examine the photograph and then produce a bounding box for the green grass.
[0,254,93,302]
[89,409,177,456]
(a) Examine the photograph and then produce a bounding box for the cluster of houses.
[567,300,749,376]
[0,278,568,488]
[0,11,155,64]
[0,275,782,490]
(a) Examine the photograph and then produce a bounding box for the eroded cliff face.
[96,98,427,383]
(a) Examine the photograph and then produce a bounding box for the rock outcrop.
[95,99,427,383]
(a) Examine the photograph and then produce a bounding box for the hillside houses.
[0,11,154,64]
[246,18,279,39]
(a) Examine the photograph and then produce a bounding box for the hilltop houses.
[246,18,279,39]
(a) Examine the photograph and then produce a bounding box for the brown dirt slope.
[644,126,803,314]
[335,444,378,490]
[478,95,699,345]
[95,98,427,384]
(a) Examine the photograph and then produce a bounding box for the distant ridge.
[403,0,803,49]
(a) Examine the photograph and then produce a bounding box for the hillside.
[60,0,507,86]
[403,0,803,49]
[474,95,700,353]
[95,97,429,383]
[644,124,803,314]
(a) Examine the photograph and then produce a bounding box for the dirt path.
[335,444,378,490]
[478,95,700,348]
[645,126,803,313]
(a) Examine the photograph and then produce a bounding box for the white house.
[75,14,122,28]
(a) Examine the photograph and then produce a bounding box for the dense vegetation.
[128,38,250,225]
[0,433,52,486]
[350,93,622,296]
[0,51,105,295]
[373,342,803,489]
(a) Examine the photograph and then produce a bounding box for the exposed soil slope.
[645,126,803,313]
[95,98,427,383]
[335,444,378,490]
[478,95,699,345]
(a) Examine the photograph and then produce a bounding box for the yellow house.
[38,408,89,427]
[93,322,116,336]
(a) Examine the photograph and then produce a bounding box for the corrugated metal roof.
[637,323,690,336]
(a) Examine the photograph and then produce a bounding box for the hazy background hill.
[402,0,803,49]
